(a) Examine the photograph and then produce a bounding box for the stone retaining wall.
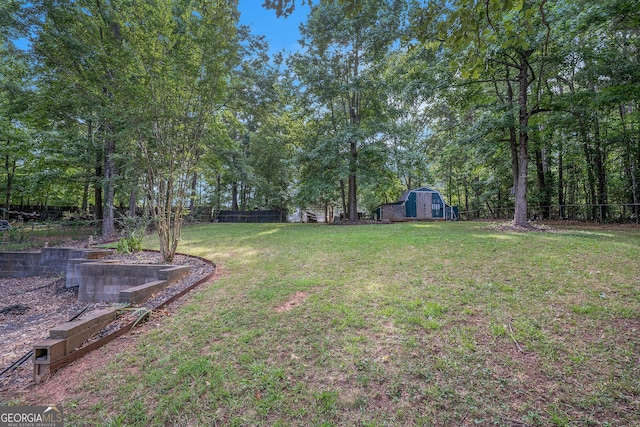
[1,247,189,304]
[77,262,190,303]
[0,248,112,278]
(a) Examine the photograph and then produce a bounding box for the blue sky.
[238,2,310,53]
[13,2,310,53]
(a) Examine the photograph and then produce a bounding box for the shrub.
[116,234,143,254]
[115,215,149,254]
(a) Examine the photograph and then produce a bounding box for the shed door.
[432,193,443,218]
[416,191,432,219]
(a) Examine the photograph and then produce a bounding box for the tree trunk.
[216,173,222,214]
[581,134,597,221]
[567,163,576,220]
[82,178,89,212]
[154,175,181,263]
[632,162,639,223]
[348,139,357,223]
[102,137,116,237]
[448,164,453,204]
[231,182,238,211]
[535,148,550,220]
[505,68,520,222]
[129,187,137,217]
[92,120,103,222]
[592,116,607,222]
[513,52,532,227]
[509,124,518,211]
[558,142,564,220]
[324,201,329,223]
[556,88,565,220]
[463,178,469,218]
[4,155,15,210]
[240,183,247,211]
[189,173,197,215]
[4,115,15,210]
[340,179,347,220]
[94,165,103,222]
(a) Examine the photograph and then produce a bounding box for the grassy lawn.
[17,222,640,425]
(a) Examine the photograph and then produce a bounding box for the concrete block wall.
[66,256,116,288]
[119,280,168,304]
[158,265,191,283]
[33,308,117,383]
[1,246,190,304]
[0,247,113,278]
[77,263,190,303]
[0,252,43,277]
[38,247,73,275]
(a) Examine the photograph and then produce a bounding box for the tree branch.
[488,57,520,71]
[485,0,497,31]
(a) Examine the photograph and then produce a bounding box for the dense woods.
[2,0,639,255]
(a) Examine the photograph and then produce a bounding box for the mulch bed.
[0,250,215,396]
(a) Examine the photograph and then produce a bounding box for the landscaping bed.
[0,251,215,396]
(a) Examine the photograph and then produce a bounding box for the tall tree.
[33,0,135,236]
[1,1,34,211]
[118,0,240,261]
[33,0,240,259]
[290,0,405,222]
[418,0,555,227]
[0,44,34,210]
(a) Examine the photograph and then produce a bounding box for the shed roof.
[399,187,437,202]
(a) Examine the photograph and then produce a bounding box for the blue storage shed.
[375,187,458,221]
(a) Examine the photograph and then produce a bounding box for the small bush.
[8,226,24,242]
[115,215,149,254]
[116,234,143,254]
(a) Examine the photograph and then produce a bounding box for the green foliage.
[0,33,38,209]
[7,0,638,231]
[290,0,408,218]
[0,223,97,251]
[115,235,142,254]
[115,215,148,254]
[31,0,243,258]
[6,225,23,242]
[117,306,152,329]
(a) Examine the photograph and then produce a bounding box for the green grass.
[0,223,97,251]
[19,222,640,425]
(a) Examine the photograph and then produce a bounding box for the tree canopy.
[1,0,638,245]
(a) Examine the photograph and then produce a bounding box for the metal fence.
[458,204,640,223]
[216,209,287,223]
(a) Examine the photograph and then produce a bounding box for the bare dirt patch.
[487,220,557,233]
[485,219,640,233]
[275,291,309,312]
[543,220,640,231]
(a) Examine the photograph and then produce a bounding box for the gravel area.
[0,250,215,394]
